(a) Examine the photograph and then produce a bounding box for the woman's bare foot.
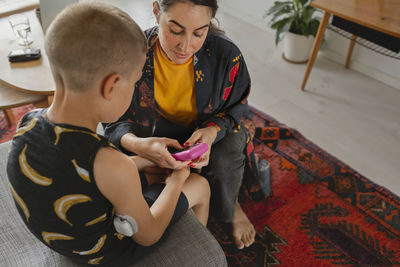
[231,200,256,249]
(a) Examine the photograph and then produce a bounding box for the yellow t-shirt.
[154,41,197,126]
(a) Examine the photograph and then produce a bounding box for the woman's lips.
[174,52,189,59]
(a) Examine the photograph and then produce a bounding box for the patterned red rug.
[0,105,34,144]
[208,107,400,266]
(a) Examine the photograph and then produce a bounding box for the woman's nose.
[179,35,191,53]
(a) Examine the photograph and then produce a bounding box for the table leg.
[345,35,357,68]
[47,95,54,105]
[3,109,14,125]
[301,10,331,91]
[33,97,50,108]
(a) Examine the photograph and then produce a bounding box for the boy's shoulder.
[12,108,112,162]
[12,108,47,141]
[16,108,45,128]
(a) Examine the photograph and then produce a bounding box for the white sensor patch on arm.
[113,214,138,237]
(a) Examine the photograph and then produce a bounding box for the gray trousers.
[202,126,247,223]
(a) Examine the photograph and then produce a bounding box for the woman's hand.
[122,134,190,169]
[184,126,218,169]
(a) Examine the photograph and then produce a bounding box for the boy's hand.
[143,166,172,184]
[165,166,190,185]
[184,126,218,169]
[143,165,171,176]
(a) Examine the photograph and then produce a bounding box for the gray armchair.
[0,141,226,266]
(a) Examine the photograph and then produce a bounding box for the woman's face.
[155,1,212,64]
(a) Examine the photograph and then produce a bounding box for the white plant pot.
[283,32,315,63]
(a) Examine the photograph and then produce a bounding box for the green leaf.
[290,20,303,34]
[265,1,293,17]
[272,17,294,45]
[300,18,320,36]
[270,16,290,29]
[299,0,309,7]
[301,6,315,24]
[300,23,309,36]
[269,6,293,25]
[308,19,320,36]
[265,0,320,41]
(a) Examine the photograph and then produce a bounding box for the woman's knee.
[209,131,247,173]
[212,127,247,158]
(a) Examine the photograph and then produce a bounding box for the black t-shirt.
[7,109,139,266]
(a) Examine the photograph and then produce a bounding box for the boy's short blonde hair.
[45,1,147,91]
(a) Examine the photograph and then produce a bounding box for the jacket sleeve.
[104,85,152,150]
[200,44,251,144]
[104,112,137,150]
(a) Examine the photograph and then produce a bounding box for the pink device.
[171,143,209,161]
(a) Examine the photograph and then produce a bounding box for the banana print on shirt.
[73,234,107,255]
[72,159,91,183]
[88,256,104,265]
[114,233,125,240]
[54,126,101,145]
[42,231,75,246]
[85,213,107,227]
[14,118,38,138]
[54,194,92,226]
[9,183,30,222]
[19,145,53,186]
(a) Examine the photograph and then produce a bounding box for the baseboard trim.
[320,49,400,90]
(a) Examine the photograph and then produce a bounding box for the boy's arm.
[129,155,154,171]
[94,147,189,246]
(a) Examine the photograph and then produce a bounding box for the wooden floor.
[110,0,400,196]
[221,14,400,196]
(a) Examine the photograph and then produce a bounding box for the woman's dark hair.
[156,0,224,33]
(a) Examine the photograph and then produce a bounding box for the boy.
[6,1,210,266]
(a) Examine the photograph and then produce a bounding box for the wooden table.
[301,0,400,90]
[0,9,55,102]
[0,0,39,18]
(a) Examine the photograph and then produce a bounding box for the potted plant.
[264,0,320,63]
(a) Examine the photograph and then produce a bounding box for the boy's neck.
[46,89,100,132]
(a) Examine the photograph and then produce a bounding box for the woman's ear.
[153,1,160,23]
[102,73,121,101]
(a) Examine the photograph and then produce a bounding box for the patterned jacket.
[105,27,264,199]
[105,26,252,143]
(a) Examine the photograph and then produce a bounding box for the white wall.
[218,0,272,33]
[219,0,400,90]
[39,0,78,32]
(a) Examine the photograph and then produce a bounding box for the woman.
[105,0,265,249]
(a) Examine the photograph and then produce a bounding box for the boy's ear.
[102,73,121,101]
[153,1,160,23]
